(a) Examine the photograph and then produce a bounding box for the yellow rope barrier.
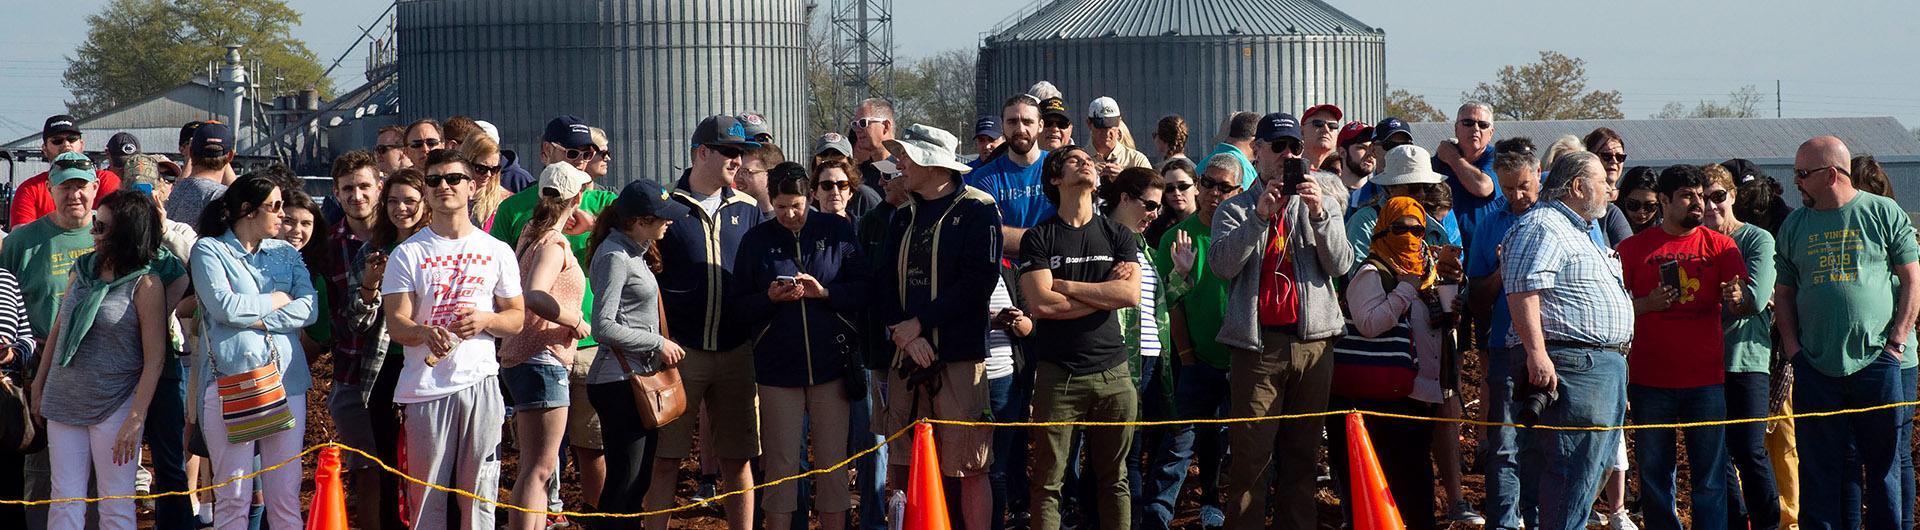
[4,398,1914,515]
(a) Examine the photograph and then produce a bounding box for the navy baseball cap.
[1373,117,1412,143]
[612,179,690,220]
[543,115,594,148]
[178,121,206,146]
[190,122,234,158]
[1255,112,1301,143]
[973,115,1002,140]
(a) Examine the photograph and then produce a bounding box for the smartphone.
[1660,260,1681,291]
[775,275,798,286]
[1282,158,1306,195]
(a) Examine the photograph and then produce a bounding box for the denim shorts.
[501,362,570,410]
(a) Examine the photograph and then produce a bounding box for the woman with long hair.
[31,190,171,530]
[462,135,511,231]
[585,178,688,530]
[1146,157,1197,244]
[186,175,319,530]
[1095,167,1183,526]
[278,189,335,362]
[344,168,431,529]
[500,163,594,529]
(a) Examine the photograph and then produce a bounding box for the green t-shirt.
[0,217,98,339]
[1723,223,1776,373]
[489,186,619,348]
[1153,214,1232,370]
[1776,192,1920,377]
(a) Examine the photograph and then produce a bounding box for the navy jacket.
[731,213,868,387]
[658,171,766,351]
[498,150,535,193]
[876,183,1003,363]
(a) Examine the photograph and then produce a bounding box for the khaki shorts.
[566,347,603,450]
[881,360,992,477]
[656,343,761,460]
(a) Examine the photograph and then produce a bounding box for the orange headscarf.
[1370,196,1432,286]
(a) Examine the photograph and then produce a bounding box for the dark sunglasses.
[375,144,403,154]
[1165,182,1193,193]
[1704,189,1730,205]
[1596,152,1627,164]
[1306,119,1339,132]
[471,163,502,175]
[1387,224,1426,236]
[48,135,81,146]
[424,173,470,187]
[1621,199,1658,213]
[1042,117,1072,129]
[408,138,442,149]
[1136,198,1161,212]
[814,180,852,192]
[1270,138,1303,155]
[1794,166,1845,180]
[703,145,741,159]
[1457,119,1492,130]
[1197,178,1239,193]
[52,158,95,171]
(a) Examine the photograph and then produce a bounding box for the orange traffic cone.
[904,422,952,530]
[306,445,348,530]
[1345,413,1405,530]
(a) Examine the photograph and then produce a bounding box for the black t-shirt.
[901,191,958,315]
[1018,214,1139,375]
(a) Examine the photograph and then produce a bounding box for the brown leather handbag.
[613,297,685,430]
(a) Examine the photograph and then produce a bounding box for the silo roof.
[987,0,1379,43]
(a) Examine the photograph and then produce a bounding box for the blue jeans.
[145,358,193,530]
[1138,361,1230,530]
[987,373,1029,530]
[1629,384,1729,530]
[1793,352,1904,529]
[1518,346,1626,530]
[849,370,887,530]
[1900,365,1917,530]
[1483,346,1527,530]
[1724,372,1779,530]
[1130,359,1186,530]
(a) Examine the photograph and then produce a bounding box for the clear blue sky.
[4,0,1917,140]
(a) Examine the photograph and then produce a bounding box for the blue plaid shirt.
[1500,201,1634,348]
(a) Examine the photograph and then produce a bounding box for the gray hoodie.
[1207,173,1353,350]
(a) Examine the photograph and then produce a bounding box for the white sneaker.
[1606,510,1639,530]
[1198,505,1226,528]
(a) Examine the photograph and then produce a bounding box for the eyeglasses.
[1042,117,1072,130]
[52,158,95,171]
[814,180,852,192]
[408,138,442,149]
[1306,119,1339,132]
[1269,138,1302,155]
[259,200,284,214]
[851,117,890,130]
[385,197,422,208]
[1136,198,1161,212]
[1457,119,1492,130]
[1705,189,1730,204]
[1621,199,1658,213]
[1596,152,1627,164]
[566,147,600,160]
[471,163,502,175]
[1196,178,1239,193]
[1794,166,1846,180]
[375,144,403,155]
[424,173,470,187]
[1165,182,1193,193]
[48,135,81,147]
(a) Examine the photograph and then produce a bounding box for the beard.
[1679,213,1703,229]
[1343,156,1372,177]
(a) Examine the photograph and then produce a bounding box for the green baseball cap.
[49,152,97,185]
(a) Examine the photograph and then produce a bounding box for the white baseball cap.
[538,161,592,200]
[1086,96,1123,128]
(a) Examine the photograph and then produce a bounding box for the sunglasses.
[1307,119,1339,132]
[1387,224,1426,236]
[1042,117,1073,130]
[259,200,284,214]
[425,173,470,187]
[1136,198,1161,212]
[375,144,403,154]
[704,145,742,159]
[814,180,852,192]
[1794,166,1846,180]
[1457,119,1492,130]
[1705,189,1729,205]
[1269,138,1303,155]
[1621,199,1659,213]
[566,147,601,160]
[408,138,442,149]
[471,163,502,175]
[52,158,95,171]
[1197,178,1239,193]
[851,117,890,129]
[1165,181,1194,193]
[48,135,81,146]
[1596,152,1627,164]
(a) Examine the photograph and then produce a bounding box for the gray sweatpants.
[403,375,505,530]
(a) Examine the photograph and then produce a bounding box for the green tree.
[1384,88,1447,122]
[1651,85,1766,119]
[1463,51,1623,121]
[63,0,330,117]
[891,50,977,142]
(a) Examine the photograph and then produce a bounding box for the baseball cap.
[813,132,853,158]
[107,132,141,160]
[123,154,181,187]
[475,120,501,143]
[1372,117,1412,143]
[178,121,206,146]
[691,114,761,151]
[543,115,594,148]
[973,116,1002,140]
[1039,97,1072,122]
[42,115,80,138]
[883,124,973,175]
[1086,96,1123,129]
[1027,80,1062,101]
[190,122,234,158]
[1372,145,1446,186]
[538,162,593,200]
[49,152,97,185]
[1302,103,1344,122]
[1255,112,1301,143]
[1721,158,1770,186]
[736,112,772,142]
[612,178,690,220]
[1337,121,1373,148]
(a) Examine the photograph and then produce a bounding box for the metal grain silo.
[397,0,809,185]
[976,0,1385,158]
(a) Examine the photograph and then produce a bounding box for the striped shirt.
[984,275,1016,380]
[1500,201,1635,348]
[1136,248,1162,357]
[0,268,37,375]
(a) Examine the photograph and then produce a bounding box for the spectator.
[1086,97,1152,181]
[1854,152,1920,530]
[1467,147,1542,529]
[441,115,482,151]
[971,115,1005,168]
[1298,104,1343,172]
[852,149,912,530]
[1098,167,1177,526]
[1432,103,1503,246]
[32,190,171,530]
[381,149,526,529]
[1502,151,1635,530]
[402,119,444,168]
[1775,136,1918,528]
[810,157,859,220]
[732,163,868,530]
[1701,163,1781,530]
[9,116,124,228]
[1020,145,1142,530]
[187,175,320,530]
[1153,115,1190,167]
[1617,166,1661,235]
[1208,112,1352,530]
[849,98,898,199]
[1852,155,1892,198]
[875,123,1001,530]
[1146,157,1197,244]
[814,132,883,218]
[460,135,512,231]
[103,132,140,177]
[738,143,785,214]
[1582,128,1636,247]
[1344,145,1462,272]
[374,125,412,177]
[1617,164,1744,530]
[278,190,333,359]
[0,240,36,528]
[647,115,766,530]
[500,162,596,530]
[1037,97,1074,152]
[166,123,236,227]
[1335,121,1378,214]
[1204,112,1261,189]
[340,164,420,530]
[968,94,1055,258]
[984,255,1034,530]
[110,152,197,530]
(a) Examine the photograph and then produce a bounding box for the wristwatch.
[1890,342,1908,356]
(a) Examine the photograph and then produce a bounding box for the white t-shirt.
[382,225,524,403]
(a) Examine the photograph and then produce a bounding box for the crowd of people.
[0,77,1912,530]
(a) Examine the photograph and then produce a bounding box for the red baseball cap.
[1337,121,1373,147]
[1302,103,1344,122]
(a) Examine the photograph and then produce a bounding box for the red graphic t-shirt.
[1616,226,1747,388]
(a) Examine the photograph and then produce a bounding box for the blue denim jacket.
[188,233,319,406]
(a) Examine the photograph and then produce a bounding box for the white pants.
[200,385,306,530]
[47,400,140,530]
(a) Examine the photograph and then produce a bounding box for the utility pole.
[1776,79,1782,118]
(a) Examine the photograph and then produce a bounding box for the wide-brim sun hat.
[1371,144,1446,186]
[884,124,973,174]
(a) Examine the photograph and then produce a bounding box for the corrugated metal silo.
[976,0,1385,159]
[397,0,809,185]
